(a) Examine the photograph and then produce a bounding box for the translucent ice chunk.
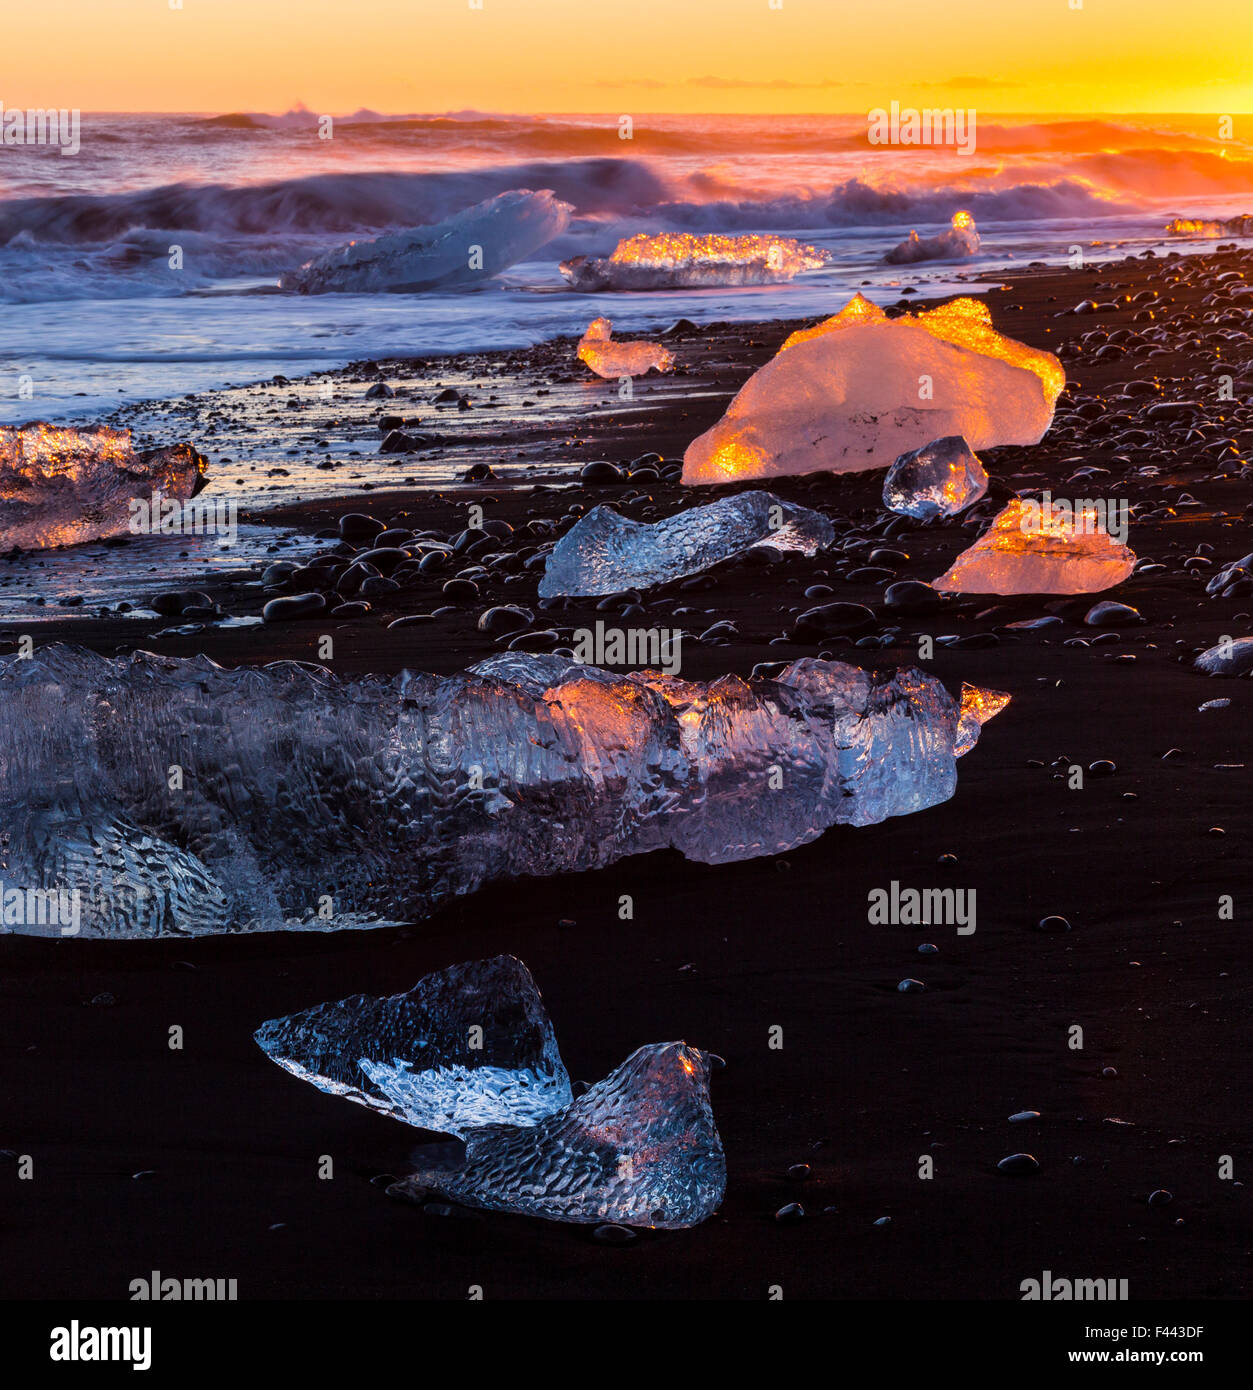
[884,211,980,265]
[254,956,572,1134]
[396,1041,725,1228]
[883,435,988,520]
[0,646,1005,937]
[538,490,834,598]
[560,232,828,292]
[932,498,1136,595]
[284,189,572,294]
[682,294,1064,485]
[0,424,206,551]
[576,317,674,379]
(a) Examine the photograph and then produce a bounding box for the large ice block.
[932,498,1136,595]
[560,232,828,292]
[538,490,834,598]
[284,189,572,294]
[254,955,571,1133]
[0,646,1007,937]
[883,435,988,520]
[396,1041,725,1228]
[0,424,205,551]
[576,317,674,379]
[682,294,1064,485]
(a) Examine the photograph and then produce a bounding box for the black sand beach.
[3,248,1252,1301]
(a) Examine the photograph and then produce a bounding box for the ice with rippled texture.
[254,955,571,1133]
[395,1041,725,1228]
[0,646,1006,937]
[0,423,205,551]
[884,435,988,520]
[284,189,571,294]
[539,490,834,598]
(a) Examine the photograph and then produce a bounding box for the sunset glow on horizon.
[4,0,1251,116]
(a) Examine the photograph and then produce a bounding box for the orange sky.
[4,0,1250,114]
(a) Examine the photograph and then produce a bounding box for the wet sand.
[2,247,1251,1300]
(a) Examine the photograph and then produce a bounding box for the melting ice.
[576,317,674,379]
[284,189,572,294]
[883,435,988,520]
[560,232,828,292]
[0,646,1007,937]
[682,294,1064,485]
[932,497,1136,595]
[0,424,205,551]
[885,211,980,265]
[257,955,725,1228]
[539,490,834,598]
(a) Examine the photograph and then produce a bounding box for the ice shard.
[0,424,206,551]
[682,294,1065,485]
[884,211,980,265]
[560,232,828,292]
[395,1041,725,1228]
[576,317,674,379]
[283,189,572,294]
[932,498,1136,595]
[538,490,834,598]
[883,435,988,520]
[254,956,572,1133]
[0,646,1007,937]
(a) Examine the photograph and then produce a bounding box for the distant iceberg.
[540,490,834,597]
[284,188,572,293]
[885,211,980,264]
[0,646,1006,937]
[683,294,1064,485]
[0,423,205,551]
[561,232,828,292]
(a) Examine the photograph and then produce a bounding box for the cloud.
[933,75,1021,90]
[597,75,857,91]
[686,75,850,90]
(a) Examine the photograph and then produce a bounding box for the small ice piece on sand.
[284,189,572,294]
[539,490,833,598]
[932,498,1136,595]
[576,317,674,379]
[682,294,1064,485]
[560,232,828,292]
[884,211,980,265]
[396,1041,726,1228]
[883,435,988,520]
[0,423,205,551]
[1194,636,1253,676]
[254,956,571,1134]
